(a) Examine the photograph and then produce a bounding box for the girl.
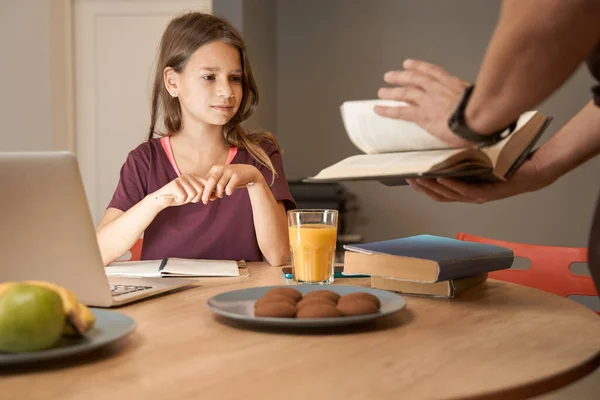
[96,12,295,266]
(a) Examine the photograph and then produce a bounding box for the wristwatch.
[448,84,517,147]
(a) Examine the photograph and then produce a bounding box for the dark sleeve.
[257,140,297,211]
[587,42,600,106]
[107,144,151,212]
[588,194,600,293]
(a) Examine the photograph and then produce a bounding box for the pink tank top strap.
[160,136,182,176]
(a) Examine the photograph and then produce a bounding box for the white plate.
[0,308,136,366]
[207,285,406,328]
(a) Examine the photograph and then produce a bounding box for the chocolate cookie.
[262,287,303,302]
[296,296,337,310]
[338,292,381,308]
[336,298,379,316]
[254,294,297,309]
[254,302,297,318]
[302,290,341,302]
[297,304,343,319]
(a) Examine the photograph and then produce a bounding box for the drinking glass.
[288,209,338,285]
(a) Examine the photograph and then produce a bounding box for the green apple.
[0,283,65,352]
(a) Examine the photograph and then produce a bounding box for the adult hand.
[376,59,473,148]
[200,164,263,204]
[405,156,551,203]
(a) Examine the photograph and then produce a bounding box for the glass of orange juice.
[288,209,338,285]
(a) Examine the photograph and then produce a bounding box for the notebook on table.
[106,258,249,278]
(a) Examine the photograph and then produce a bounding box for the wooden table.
[2,263,599,400]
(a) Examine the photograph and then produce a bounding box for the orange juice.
[289,224,337,283]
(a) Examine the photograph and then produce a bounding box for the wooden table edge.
[456,349,600,400]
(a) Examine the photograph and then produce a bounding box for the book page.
[105,260,162,278]
[340,100,453,154]
[163,258,240,277]
[480,111,548,178]
[310,149,489,180]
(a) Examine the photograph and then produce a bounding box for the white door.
[73,0,212,225]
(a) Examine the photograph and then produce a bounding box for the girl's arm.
[97,174,208,265]
[201,164,290,266]
[247,178,290,266]
[96,197,164,266]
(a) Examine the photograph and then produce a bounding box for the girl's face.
[171,40,243,128]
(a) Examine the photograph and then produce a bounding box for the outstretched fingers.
[383,69,437,91]
[406,179,452,202]
[374,103,419,120]
[402,59,453,83]
[406,178,490,203]
[407,178,460,202]
[377,86,424,105]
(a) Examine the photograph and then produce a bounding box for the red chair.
[119,238,143,261]
[456,232,598,314]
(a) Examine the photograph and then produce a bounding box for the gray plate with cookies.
[206,285,406,328]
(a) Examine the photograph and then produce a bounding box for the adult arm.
[466,0,600,134]
[376,0,600,146]
[406,101,600,203]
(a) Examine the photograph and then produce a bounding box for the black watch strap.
[448,84,517,146]
[592,84,600,106]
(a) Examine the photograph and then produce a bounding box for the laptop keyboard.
[110,284,153,297]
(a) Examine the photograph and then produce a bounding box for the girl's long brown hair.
[148,12,280,182]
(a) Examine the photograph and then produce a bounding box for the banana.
[0,281,96,338]
[21,281,95,336]
[0,282,12,297]
[62,302,96,336]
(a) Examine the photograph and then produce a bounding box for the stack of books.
[343,235,514,298]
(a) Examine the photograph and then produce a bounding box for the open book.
[105,258,246,278]
[307,100,552,185]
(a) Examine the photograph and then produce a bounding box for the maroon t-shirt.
[108,138,296,261]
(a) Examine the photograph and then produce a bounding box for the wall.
[214,0,278,134]
[276,0,600,248]
[0,0,54,151]
[4,0,599,249]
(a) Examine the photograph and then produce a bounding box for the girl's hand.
[405,157,551,203]
[200,164,263,204]
[150,173,208,208]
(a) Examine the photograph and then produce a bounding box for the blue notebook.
[343,235,513,282]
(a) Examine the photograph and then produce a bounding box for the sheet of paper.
[163,258,240,277]
[340,100,452,154]
[105,259,163,278]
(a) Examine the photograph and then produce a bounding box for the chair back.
[456,233,598,302]
[118,238,143,261]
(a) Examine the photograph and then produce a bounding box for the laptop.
[0,152,195,307]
